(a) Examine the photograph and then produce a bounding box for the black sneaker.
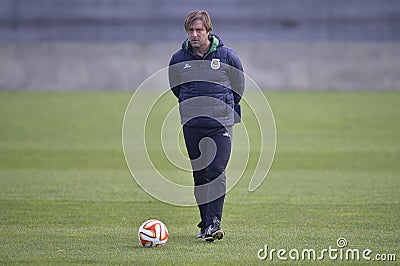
[196,221,206,239]
[204,218,224,242]
[196,231,205,239]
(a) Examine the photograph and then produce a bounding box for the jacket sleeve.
[227,49,245,104]
[168,55,181,99]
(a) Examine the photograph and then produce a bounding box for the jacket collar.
[183,34,221,59]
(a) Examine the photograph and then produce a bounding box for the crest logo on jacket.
[211,58,221,70]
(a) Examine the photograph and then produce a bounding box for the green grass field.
[0,91,399,264]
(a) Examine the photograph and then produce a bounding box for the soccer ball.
[138,219,169,247]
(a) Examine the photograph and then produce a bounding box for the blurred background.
[0,0,399,91]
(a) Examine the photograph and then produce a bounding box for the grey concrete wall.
[235,42,400,90]
[1,0,399,90]
[1,0,399,42]
[0,42,399,91]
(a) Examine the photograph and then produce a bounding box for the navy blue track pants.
[182,125,232,228]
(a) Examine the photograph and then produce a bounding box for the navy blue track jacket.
[169,34,245,128]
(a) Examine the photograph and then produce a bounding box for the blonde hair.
[184,10,213,33]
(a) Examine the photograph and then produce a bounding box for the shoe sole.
[205,229,224,242]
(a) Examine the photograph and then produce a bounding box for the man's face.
[187,19,209,50]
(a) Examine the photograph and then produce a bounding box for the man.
[169,10,244,242]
